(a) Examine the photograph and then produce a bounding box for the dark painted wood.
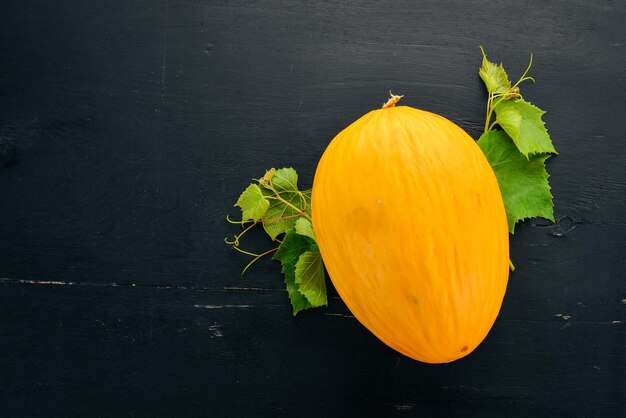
[0,0,624,416]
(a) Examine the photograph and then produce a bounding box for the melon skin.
[311,105,509,363]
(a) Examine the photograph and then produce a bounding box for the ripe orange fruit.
[312,98,509,363]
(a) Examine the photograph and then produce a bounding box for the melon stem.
[382,91,404,109]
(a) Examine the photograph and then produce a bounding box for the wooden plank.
[0,281,622,417]
[2,0,625,286]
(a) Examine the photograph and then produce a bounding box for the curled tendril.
[224,220,258,248]
[224,236,239,246]
[513,53,535,88]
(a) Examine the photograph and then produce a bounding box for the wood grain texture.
[0,0,624,416]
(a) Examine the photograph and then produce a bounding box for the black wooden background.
[1,0,624,416]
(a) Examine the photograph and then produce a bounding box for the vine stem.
[231,245,266,258]
[240,247,279,276]
[226,214,253,225]
[265,186,312,222]
[484,92,493,133]
[261,213,304,223]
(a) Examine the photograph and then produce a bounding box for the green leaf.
[234,184,269,222]
[295,217,316,241]
[273,229,316,266]
[273,229,317,315]
[478,130,555,233]
[260,168,308,240]
[261,189,305,240]
[295,251,327,307]
[271,167,299,193]
[494,99,557,157]
[283,265,312,315]
[479,49,512,95]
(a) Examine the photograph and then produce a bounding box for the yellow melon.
[311,99,509,363]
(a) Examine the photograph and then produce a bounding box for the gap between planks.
[0,277,280,292]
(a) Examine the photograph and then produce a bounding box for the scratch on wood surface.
[0,278,279,292]
[324,313,355,318]
[222,286,277,292]
[208,322,223,338]
[394,403,415,411]
[551,216,576,237]
[500,318,620,324]
[194,304,253,309]
[0,278,76,286]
